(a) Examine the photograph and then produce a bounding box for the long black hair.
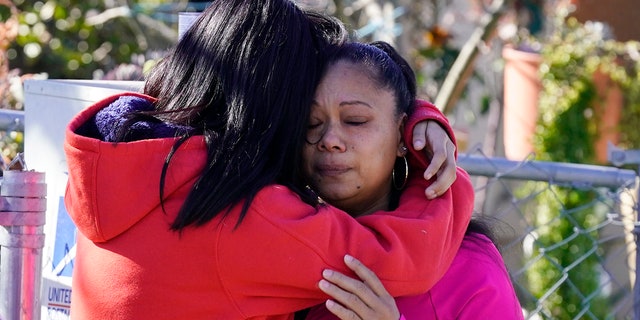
[117,0,347,230]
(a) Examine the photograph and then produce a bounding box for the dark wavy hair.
[117,0,346,230]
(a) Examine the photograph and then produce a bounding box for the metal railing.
[0,109,23,133]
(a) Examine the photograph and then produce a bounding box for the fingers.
[319,255,400,320]
[424,139,456,199]
[412,121,428,151]
[319,268,375,311]
[319,270,369,319]
[325,299,362,320]
[425,166,456,199]
[423,122,457,199]
[423,142,446,180]
[343,255,390,299]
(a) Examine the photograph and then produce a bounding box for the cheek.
[358,141,397,174]
[380,137,402,171]
[301,147,315,175]
[378,150,398,175]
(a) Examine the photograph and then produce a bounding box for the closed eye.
[308,121,323,129]
[345,118,367,126]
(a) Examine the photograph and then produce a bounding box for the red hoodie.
[64,93,473,319]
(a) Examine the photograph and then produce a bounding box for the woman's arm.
[216,99,472,317]
[215,167,473,317]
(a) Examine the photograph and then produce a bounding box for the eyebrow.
[340,100,372,108]
[310,100,373,109]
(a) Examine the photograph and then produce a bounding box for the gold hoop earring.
[392,156,408,190]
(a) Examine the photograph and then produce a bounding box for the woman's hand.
[318,255,400,320]
[412,120,457,199]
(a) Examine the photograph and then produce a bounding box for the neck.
[339,191,392,217]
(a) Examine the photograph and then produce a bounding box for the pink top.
[306,233,524,319]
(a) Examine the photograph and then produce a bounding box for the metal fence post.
[608,146,640,320]
[636,170,640,320]
[0,170,47,320]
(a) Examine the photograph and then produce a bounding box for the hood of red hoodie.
[63,93,207,242]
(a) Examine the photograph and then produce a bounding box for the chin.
[317,188,351,204]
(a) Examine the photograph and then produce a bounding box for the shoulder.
[254,184,304,204]
[432,233,513,301]
[427,233,523,318]
[251,185,318,219]
[456,233,507,276]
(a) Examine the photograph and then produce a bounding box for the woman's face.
[302,60,406,216]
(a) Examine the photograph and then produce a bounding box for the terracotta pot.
[592,69,623,164]
[502,46,542,160]
[502,46,623,164]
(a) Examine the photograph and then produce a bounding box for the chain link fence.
[459,148,639,319]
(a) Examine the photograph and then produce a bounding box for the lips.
[314,163,350,177]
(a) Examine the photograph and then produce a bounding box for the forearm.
[216,180,472,315]
[407,99,457,157]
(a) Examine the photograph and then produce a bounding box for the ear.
[396,113,408,157]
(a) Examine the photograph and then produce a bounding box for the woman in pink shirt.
[300,41,523,319]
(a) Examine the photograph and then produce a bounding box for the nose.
[317,123,346,152]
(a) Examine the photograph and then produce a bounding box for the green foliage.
[536,18,599,162]
[0,130,22,165]
[1,1,180,165]
[606,41,640,149]
[523,184,608,318]
[536,17,640,158]
[0,4,11,22]
[522,16,640,319]
[8,0,176,79]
